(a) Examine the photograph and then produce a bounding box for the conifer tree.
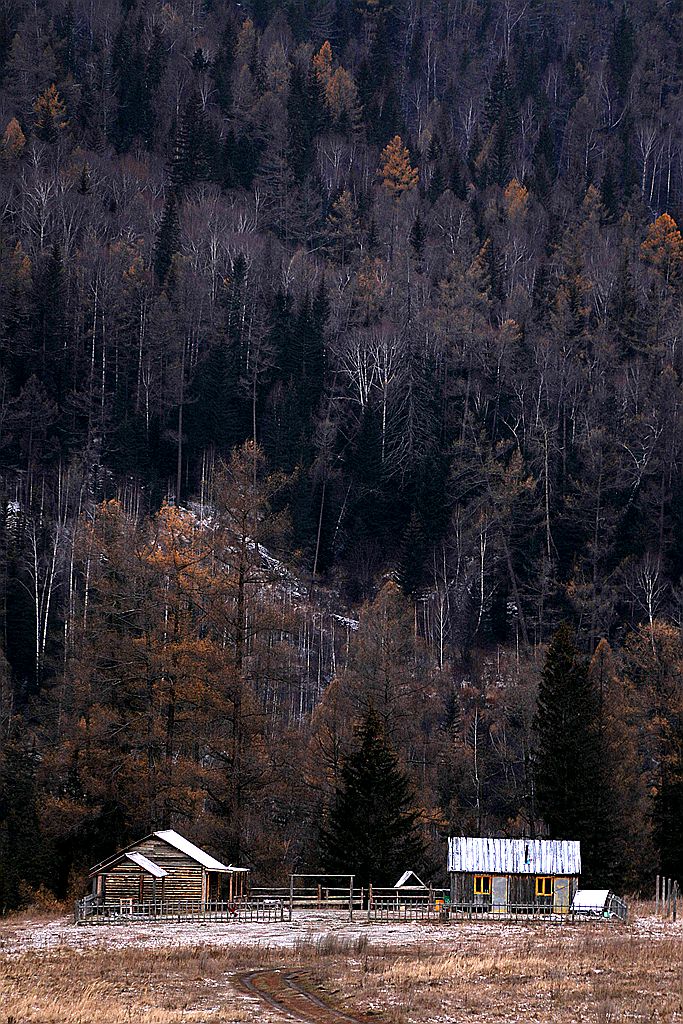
[320,709,426,886]
[33,84,68,142]
[409,213,425,259]
[170,92,210,191]
[1,116,25,159]
[154,193,181,287]
[534,625,603,878]
[379,135,418,200]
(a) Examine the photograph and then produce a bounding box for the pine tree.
[0,743,51,910]
[153,193,181,287]
[320,709,426,886]
[534,625,603,879]
[170,92,210,191]
[409,213,425,259]
[608,6,636,99]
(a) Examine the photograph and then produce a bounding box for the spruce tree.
[320,709,426,887]
[534,624,603,879]
[154,193,181,286]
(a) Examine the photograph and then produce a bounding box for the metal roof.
[125,852,168,878]
[448,837,581,875]
[90,830,250,876]
[154,830,233,871]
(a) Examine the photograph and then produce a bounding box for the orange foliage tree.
[641,213,683,285]
[379,135,419,200]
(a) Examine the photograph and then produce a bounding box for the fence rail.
[251,885,365,910]
[75,898,287,925]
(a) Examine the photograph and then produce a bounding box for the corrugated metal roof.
[448,837,581,875]
[154,829,232,871]
[125,852,168,878]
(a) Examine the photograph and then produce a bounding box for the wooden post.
[349,874,354,922]
[655,874,660,916]
[289,874,294,922]
[673,882,678,923]
[367,882,372,921]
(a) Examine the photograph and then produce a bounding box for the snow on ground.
[1,908,679,958]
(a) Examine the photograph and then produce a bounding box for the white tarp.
[572,889,610,913]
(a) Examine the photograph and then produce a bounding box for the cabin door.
[492,875,507,914]
[207,872,219,902]
[554,877,570,914]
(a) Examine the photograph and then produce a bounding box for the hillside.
[0,0,682,901]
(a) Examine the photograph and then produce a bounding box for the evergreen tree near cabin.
[320,709,426,887]
[534,624,605,881]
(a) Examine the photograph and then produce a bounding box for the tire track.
[239,968,367,1023]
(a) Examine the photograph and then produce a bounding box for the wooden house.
[448,837,581,914]
[88,829,249,906]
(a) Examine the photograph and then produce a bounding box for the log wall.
[99,837,205,902]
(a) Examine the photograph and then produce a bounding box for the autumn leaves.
[313,41,418,205]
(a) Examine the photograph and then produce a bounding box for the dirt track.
[240,968,371,1023]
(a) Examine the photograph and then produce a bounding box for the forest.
[0,0,682,908]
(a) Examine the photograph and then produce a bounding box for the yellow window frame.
[474,874,492,896]
[535,876,553,897]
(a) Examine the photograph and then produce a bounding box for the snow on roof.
[572,889,610,911]
[448,837,581,875]
[154,830,233,871]
[395,870,427,888]
[125,852,168,878]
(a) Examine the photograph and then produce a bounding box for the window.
[536,876,553,897]
[474,874,492,896]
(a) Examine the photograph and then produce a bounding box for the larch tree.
[379,135,419,201]
[33,84,68,142]
[1,117,26,160]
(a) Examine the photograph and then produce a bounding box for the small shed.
[448,837,581,914]
[89,829,249,905]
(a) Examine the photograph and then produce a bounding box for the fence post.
[349,874,354,922]
[289,875,294,922]
[673,882,678,923]
[655,874,660,916]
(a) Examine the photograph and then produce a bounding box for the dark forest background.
[0,0,682,908]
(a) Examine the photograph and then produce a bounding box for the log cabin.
[448,837,581,914]
[88,829,249,906]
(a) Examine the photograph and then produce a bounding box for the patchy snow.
[2,908,675,958]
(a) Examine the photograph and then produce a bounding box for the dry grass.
[0,911,681,1023]
[0,944,276,1023]
[310,923,683,1023]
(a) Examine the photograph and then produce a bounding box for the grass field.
[1,905,680,1023]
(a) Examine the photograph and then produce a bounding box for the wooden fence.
[74,897,287,925]
[654,876,679,921]
[251,885,364,911]
[367,891,628,924]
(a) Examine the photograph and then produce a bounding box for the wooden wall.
[450,873,579,908]
[98,837,205,902]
